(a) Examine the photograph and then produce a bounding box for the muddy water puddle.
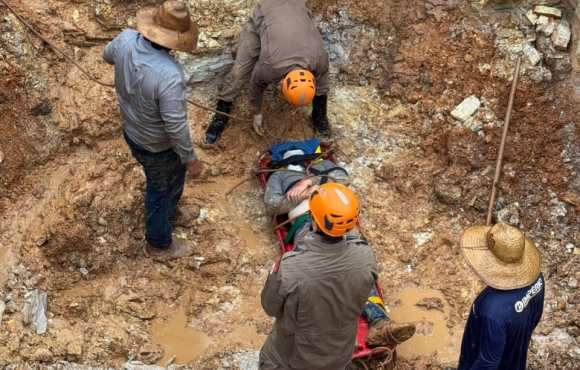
[388,288,460,363]
[152,305,210,365]
[202,176,262,250]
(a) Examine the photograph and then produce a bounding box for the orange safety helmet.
[280,69,316,107]
[309,183,359,237]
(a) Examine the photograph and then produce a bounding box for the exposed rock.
[178,52,234,84]
[527,66,553,82]
[537,19,556,36]
[546,54,573,80]
[533,5,562,18]
[22,289,48,334]
[551,20,571,50]
[525,10,538,25]
[523,43,542,65]
[232,351,260,370]
[433,176,462,205]
[0,300,5,325]
[416,297,445,312]
[413,232,434,247]
[137,342,164,364]
[451,95,481,122]
[123,361,165,370]
[497,202,521,226]
[31,100,52,116]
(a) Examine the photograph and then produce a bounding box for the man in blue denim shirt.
[457,223,544,370]
[104,1,203,258]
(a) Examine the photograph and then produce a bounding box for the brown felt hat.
[461,223,541,290]
[136,1,198,53]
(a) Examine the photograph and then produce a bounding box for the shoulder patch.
[281,250,305,261]
[346,234,369,246]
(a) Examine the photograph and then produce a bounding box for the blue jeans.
[362,288,389,324]
[124,132,186,248]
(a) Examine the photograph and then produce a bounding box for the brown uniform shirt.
[260,228,378,370]
[219,0,329,111]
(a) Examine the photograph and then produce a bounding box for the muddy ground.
[0,0,578,369]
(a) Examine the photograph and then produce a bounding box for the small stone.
[525,10,538,25]
[451,95,481,122]
[527,66,552,83]
[413,232,433,247]
[0,300,5,326]
[551,20,571,51]
[569,278,578,289]
[433,179,462,205]
[36,233,49,247]
[97,217,107,226]
[210,167,222,177]
[415,297,445,312]
[497,202,520,226]
[523,43,542,65]
[30,100,52,116]
[533,5,562,19]
[0,150,4,164]
[79,267,89,278]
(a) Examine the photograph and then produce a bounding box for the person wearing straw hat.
[103,1,203,258]
[457,223,544,370]
[203,0,332,145]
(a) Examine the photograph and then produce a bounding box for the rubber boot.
[367,320,416,347]
[204,100,233,144]
[311,95,331,137]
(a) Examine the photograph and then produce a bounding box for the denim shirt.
[104,29,196,163]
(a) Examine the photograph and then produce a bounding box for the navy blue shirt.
[458,273,544,370]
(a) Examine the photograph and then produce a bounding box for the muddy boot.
[204,100,233,145]
[171,206,200,228]
[311,95,331,137]
[367,320,416,347]
[144,239,192,260]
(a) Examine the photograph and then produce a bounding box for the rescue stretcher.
[257,141,396,368]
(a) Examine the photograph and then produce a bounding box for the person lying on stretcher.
[260,152,415,370]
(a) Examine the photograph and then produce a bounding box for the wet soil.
[0,0,578,369]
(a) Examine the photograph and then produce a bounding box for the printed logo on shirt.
[514,277,543,313]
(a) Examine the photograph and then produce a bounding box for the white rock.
[413,232,433,247]
[525,10,538,25]
[533,5,562,18]
[551,20,571,50]
[0,300,5,326]
[537,20,556,36]
[22,289,48,334]
[523,43,542,65]
[536,15,549,27]
[451,95,481,122]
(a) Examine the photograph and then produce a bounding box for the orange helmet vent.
[309,183,359,237]
[280,69,316,107]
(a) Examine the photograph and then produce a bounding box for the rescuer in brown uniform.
[204,0,331,144]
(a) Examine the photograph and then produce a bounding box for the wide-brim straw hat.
[461,223,541,290]
[136,1,198,53]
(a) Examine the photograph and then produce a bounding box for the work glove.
[253,113,265,137]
